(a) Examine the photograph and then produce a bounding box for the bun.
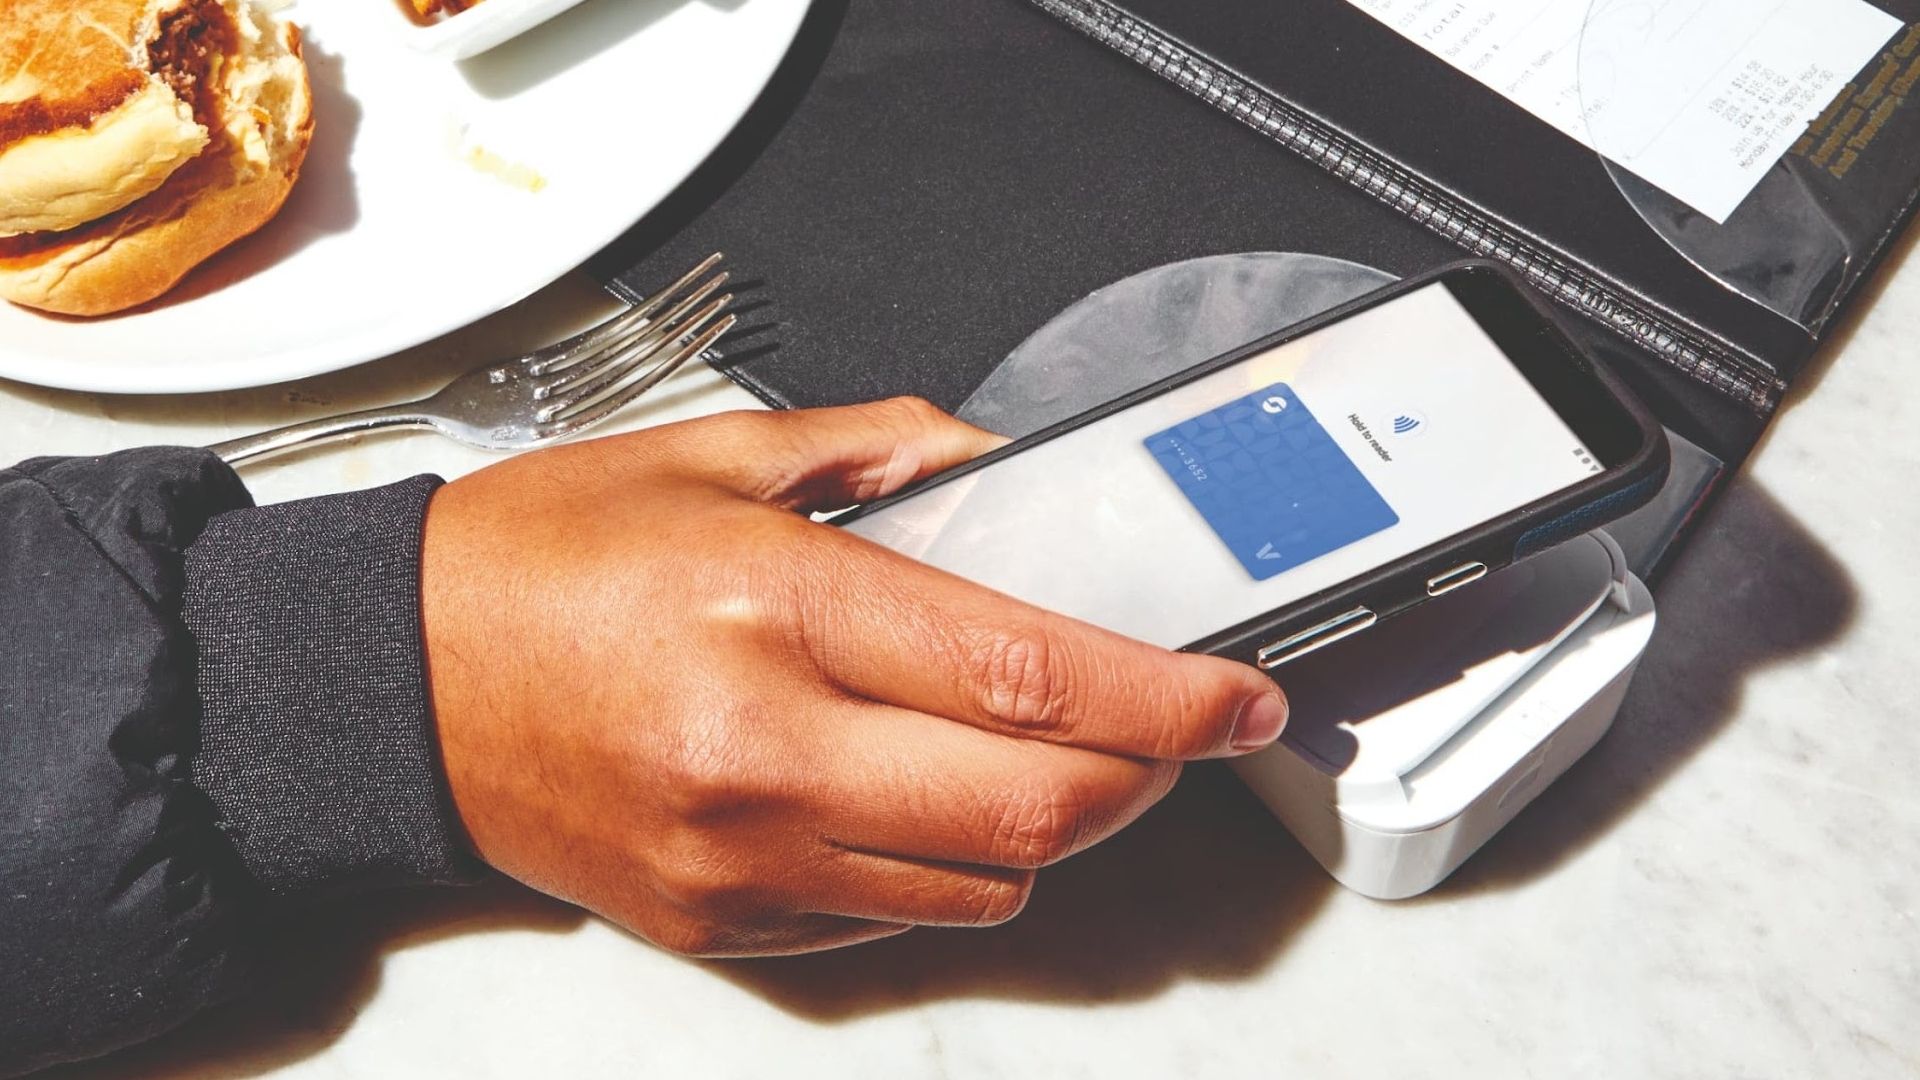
[0,0,312,316]
[0,81,209,237]
[0,0,206,236]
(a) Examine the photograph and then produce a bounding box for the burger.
[0,0,313,316]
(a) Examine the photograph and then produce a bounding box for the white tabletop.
[15,245,1920,1079]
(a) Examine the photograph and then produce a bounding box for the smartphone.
[838,262,1669,669]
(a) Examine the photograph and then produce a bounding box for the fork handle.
[209,405,430,466]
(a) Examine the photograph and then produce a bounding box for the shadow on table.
[48,769,1332,1080]
[43,881,585,1080]
[709,766,1335,1020]
[1433,481,1856,896]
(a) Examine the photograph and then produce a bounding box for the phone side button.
[1257,607,1378,670]
[1426,561,1490,597]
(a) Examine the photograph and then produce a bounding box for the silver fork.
[210,253,738,465]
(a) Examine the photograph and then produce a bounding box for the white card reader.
[1230,531,1655,900]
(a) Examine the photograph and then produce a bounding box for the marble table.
[13,240,1920,1079]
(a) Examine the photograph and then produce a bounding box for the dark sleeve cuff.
[183,475,484,898]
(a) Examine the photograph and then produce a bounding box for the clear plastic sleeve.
[959,252,1398,437]
[1577,0,1916,330]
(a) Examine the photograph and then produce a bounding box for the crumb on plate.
[465,144,547,192]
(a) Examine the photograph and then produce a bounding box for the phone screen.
[843,282,1603,650]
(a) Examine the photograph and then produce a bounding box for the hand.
[422,398,1289,957]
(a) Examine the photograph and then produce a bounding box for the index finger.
[793,528,1291,761]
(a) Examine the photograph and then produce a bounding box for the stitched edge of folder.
[1028,0,1787,414]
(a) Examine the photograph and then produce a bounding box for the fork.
[210,253,738,465]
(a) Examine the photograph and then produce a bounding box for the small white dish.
[399,0,597,60]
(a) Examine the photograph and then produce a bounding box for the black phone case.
[834,262,1670,667]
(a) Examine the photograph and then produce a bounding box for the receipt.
[1344,0,1903,222]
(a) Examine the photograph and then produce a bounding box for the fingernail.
[1230,692,1290,751]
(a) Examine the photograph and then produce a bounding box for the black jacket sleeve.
[1,450,479,1077]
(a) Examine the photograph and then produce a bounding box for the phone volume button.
[1426,561,1491,597]
[1256,607,1378,670]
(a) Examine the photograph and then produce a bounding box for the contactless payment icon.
[1143,383,1400,582]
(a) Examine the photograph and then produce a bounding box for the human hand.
[422,398,1289,957]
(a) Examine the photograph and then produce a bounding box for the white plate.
[0,0,810,394]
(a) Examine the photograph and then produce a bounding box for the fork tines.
[528,252,737,435]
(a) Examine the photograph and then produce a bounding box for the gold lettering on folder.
[1791,23,1920,179]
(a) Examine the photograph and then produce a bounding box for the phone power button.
[1257,607,1379,670]
[1426,561,1490,597]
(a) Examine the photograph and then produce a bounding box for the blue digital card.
[1143,383,1399,581]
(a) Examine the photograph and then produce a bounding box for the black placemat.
[596,0,1764,463]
